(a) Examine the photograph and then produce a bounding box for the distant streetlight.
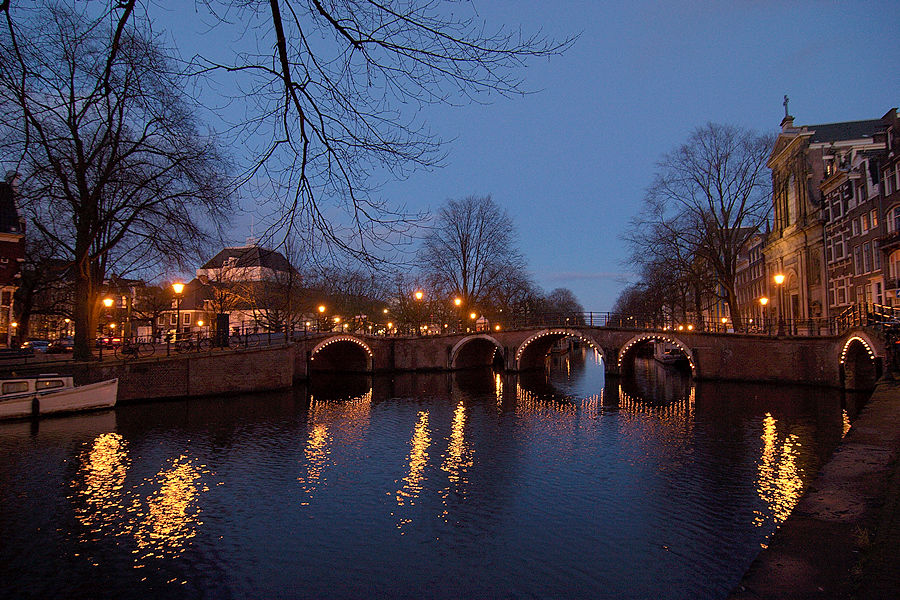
[172,282,184,338]
[414,291,424,334]
[760,297,769,333]
[774,274,786,335]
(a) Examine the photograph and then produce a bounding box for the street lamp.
[454,297,462,333]
[172,283,184,339]
[318,305,326,331]
[760,297,769,333]
[414,291,424,334]
[774,274,785,335]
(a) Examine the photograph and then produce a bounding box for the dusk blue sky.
[162,0,899,312]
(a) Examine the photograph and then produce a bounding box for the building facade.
[764,109,887,327]
[0,174,26,346]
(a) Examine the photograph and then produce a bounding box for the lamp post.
[172,283,184,340]
[318,305,326,331]
[454,297,462,333]
[414,291,424,335]
[774,274,785,336]
[760,297,769,333]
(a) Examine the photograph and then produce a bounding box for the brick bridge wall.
[41,326,880,402]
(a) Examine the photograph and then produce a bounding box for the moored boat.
[0,375,118,420]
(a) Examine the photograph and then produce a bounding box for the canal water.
[0,348,869,600]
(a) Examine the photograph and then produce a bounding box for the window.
[854,246,862,273]
[852,219,860,236]
[36,379,65,390]
[169,314,177,326]
[891,250,900,280]
[877,282,884,305]
[183,313,191,325]
[864,242,872,273]
[2,381,28,394]
[871,209,879,229]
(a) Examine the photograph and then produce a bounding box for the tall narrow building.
[764,107,885,327]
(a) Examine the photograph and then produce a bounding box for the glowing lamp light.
[760,297,769,306]
[414,291,423,300]
[454,298,462,307]
[172,282,184,294]
[470,312,477,320]
[103,297,114,308]
[774,274,785,285]
[319,305,326,313]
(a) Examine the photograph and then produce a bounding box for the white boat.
[0,375,118,420]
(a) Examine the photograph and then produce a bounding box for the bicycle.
[229,331,262,348]
[115,339,155,360]
[174,336,212,354]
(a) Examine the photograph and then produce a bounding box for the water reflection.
[396,411,431,508]
[299,387,373,503]
[132,456,208,559]
[70,433,211,564]
[73,433,130,533]
[755,413,805,527]
[0,346,872,600]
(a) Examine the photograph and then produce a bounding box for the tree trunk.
[73,255,95,362]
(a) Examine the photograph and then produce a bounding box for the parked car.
[20,340,50,353]
[47,337,74,353]
[96,336,122,347]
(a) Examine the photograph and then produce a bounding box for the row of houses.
[735,107,900,328]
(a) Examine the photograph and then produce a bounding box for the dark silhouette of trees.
[0,3,234,359]
[623,123,773,330]
[418,194,528,309]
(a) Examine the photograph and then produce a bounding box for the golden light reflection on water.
[299,424,331,502]
[396,411,431,507]
[297,391,372,503]
[440,401,473,519]
[74,433,130,532]
[842,409,852,437]
[71,433,211,564]
[754,413,804,527]
[132,456,208,559]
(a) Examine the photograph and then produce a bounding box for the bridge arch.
[309,335,374,372]
[839,332,880,390]
[618,333,697,376]
[450,334,505,369]
[514,329,604,371]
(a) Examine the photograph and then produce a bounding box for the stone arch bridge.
[295,326,885,389]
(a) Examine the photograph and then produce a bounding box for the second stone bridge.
[296,326,885,389]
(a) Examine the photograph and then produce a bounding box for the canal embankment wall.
[728,373,900,599]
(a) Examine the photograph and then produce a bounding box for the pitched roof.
[200,244,296,274]
[807,119,884,144]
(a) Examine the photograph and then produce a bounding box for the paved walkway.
[728,375,900,599]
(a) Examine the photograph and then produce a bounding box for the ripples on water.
[0,349,869,600]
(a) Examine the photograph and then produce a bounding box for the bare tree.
[625,123,773,330]
[186,1,574,260]
[418,195,528,310]
[0,3,233,359]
